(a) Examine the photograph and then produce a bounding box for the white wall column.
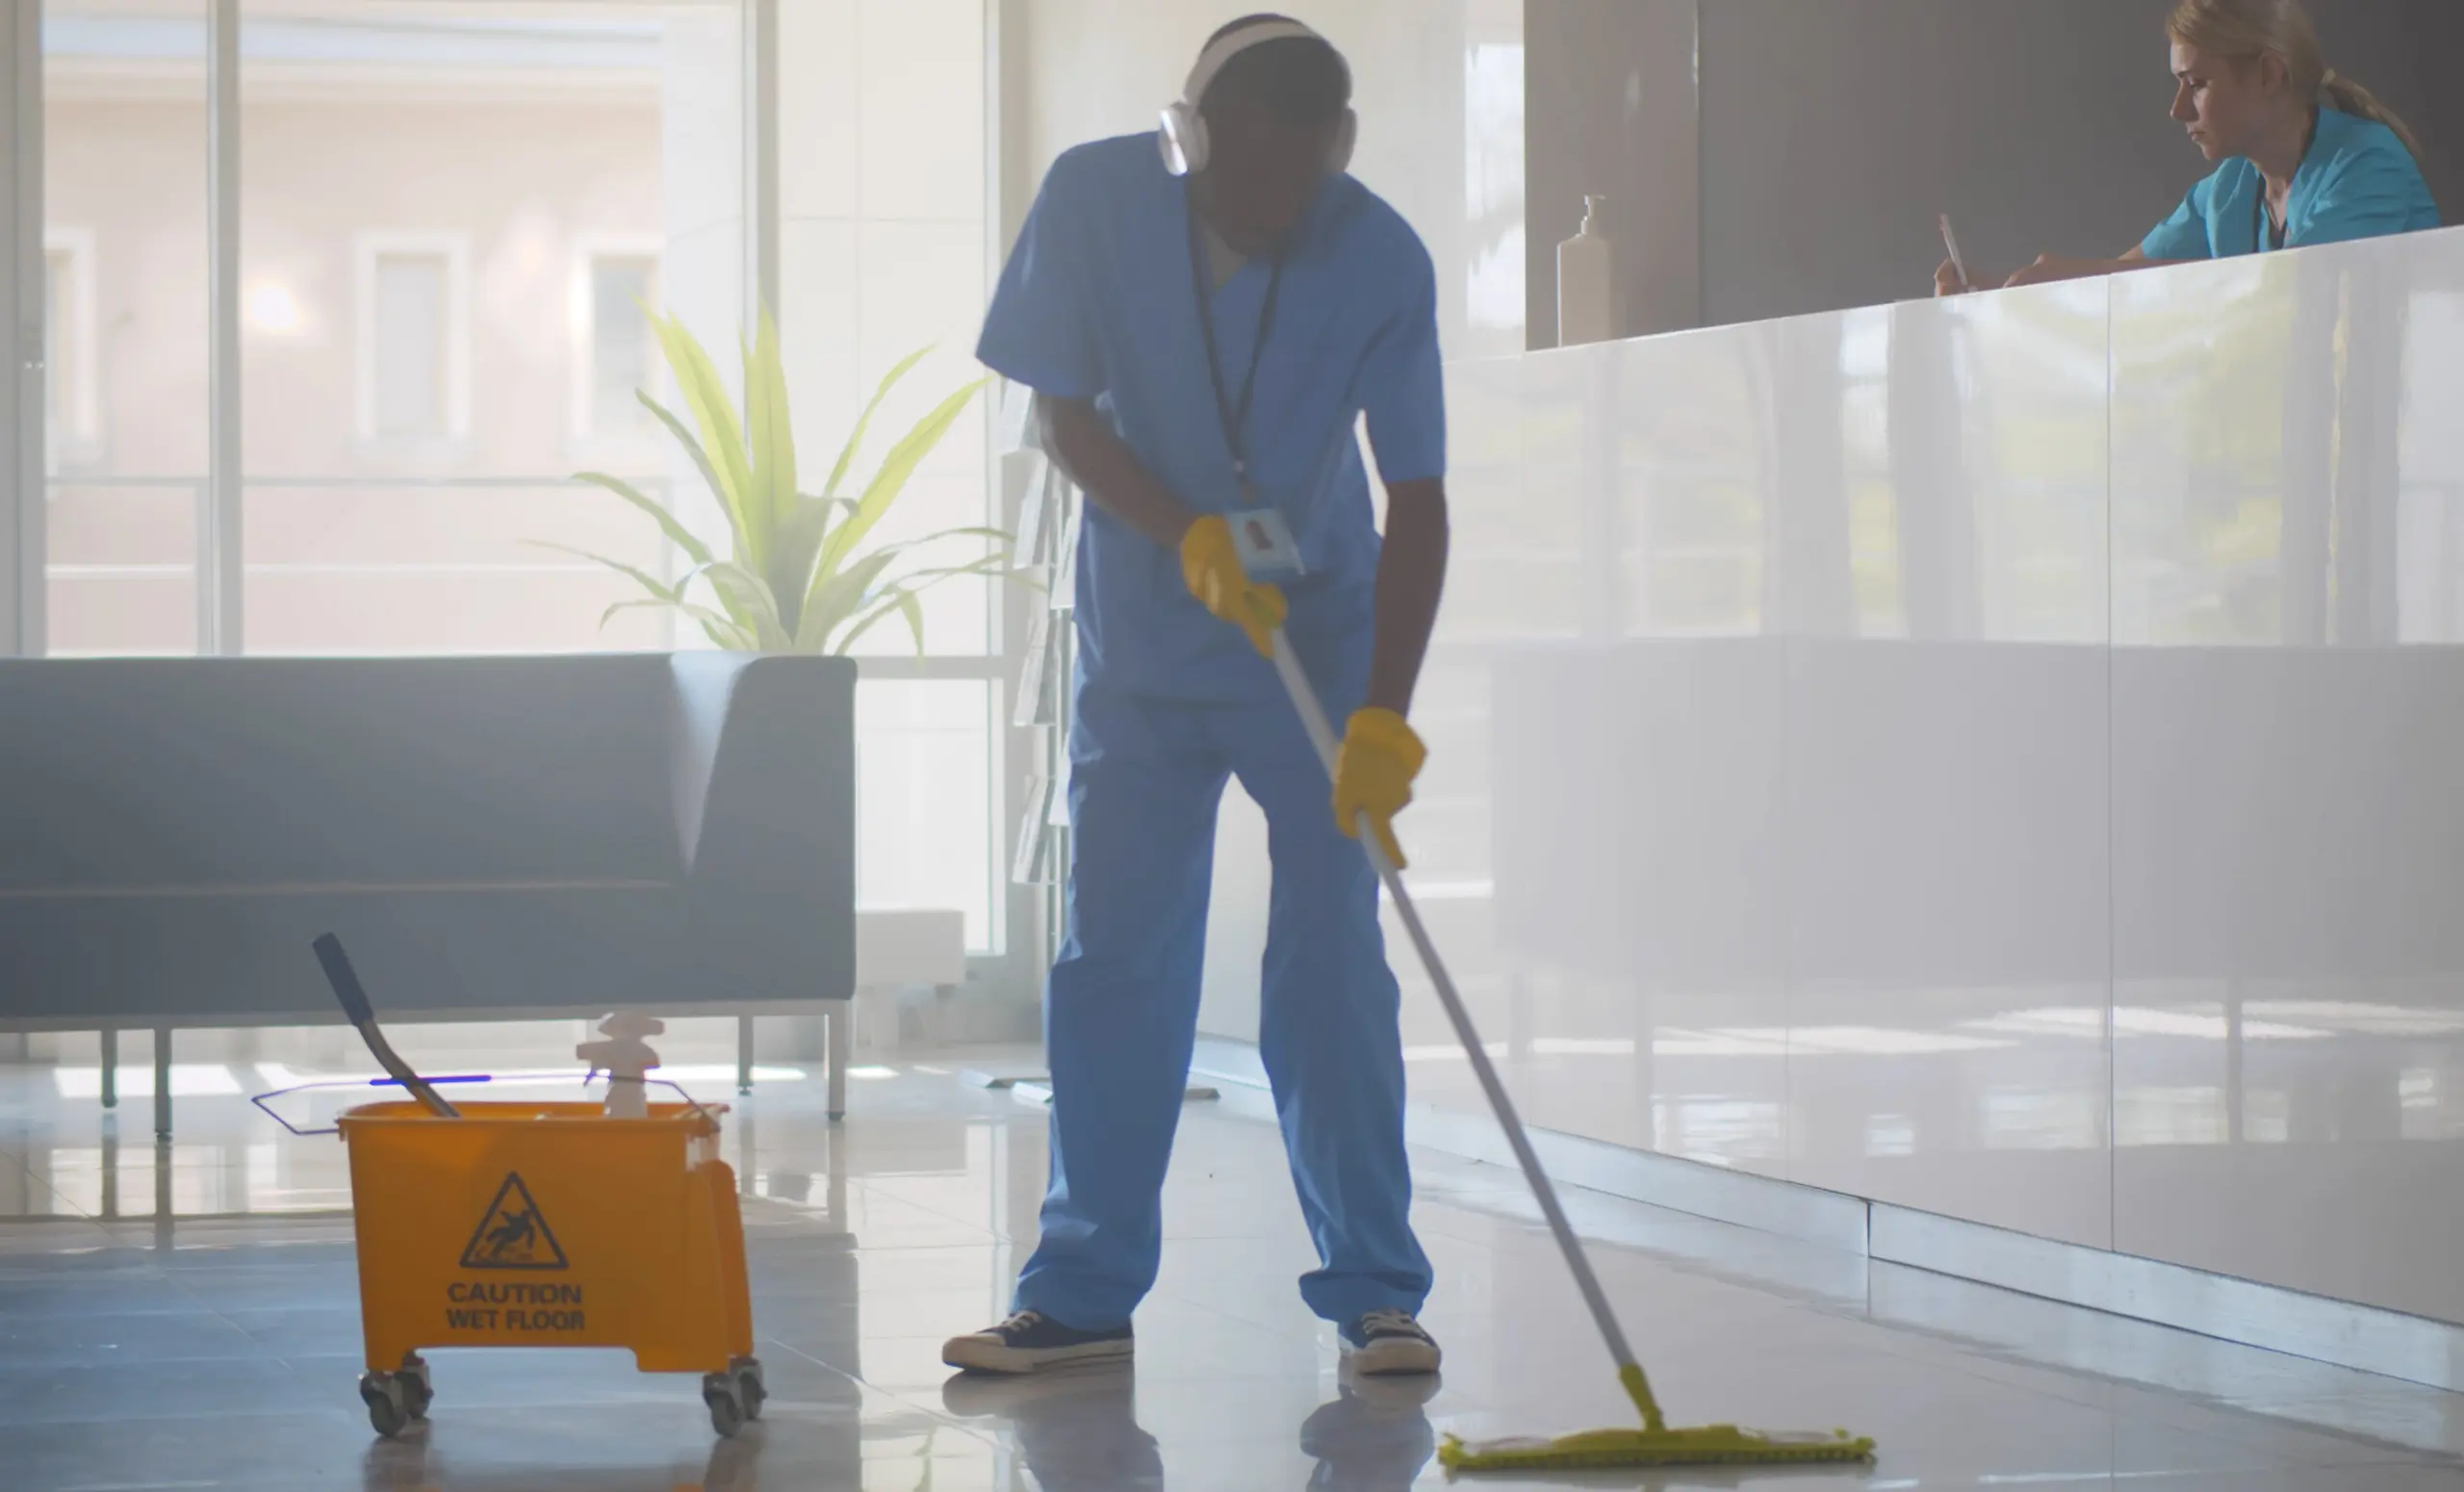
[745,0,779,328]
[203,0,242,655]
[2,0,43,658]
[657,2,749,561]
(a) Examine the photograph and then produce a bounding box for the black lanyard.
[1186,189,1287,490]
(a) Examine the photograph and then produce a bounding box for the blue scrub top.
[978,134,1446,703]
[2141,106,2439,260]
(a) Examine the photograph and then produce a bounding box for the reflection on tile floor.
[5,1056,2464,1489]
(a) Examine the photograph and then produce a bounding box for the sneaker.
[942,1309,1135,1376]
[1340,1309,1442,1376]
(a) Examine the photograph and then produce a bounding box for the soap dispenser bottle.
[1556,194,1617,347]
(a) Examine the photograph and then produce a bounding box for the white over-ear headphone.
[1157,16,1357,177]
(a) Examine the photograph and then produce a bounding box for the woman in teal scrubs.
[1938,0,2437,293]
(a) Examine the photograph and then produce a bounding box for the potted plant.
[562,308,1013,652]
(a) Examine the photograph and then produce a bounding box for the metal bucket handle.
[250,1073,717,1136]
[642,1076,725,1133]
[249,1074,496,1137]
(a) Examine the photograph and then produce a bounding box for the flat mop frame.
[1266,627,1875,1470]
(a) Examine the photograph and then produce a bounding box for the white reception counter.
[1195,223,2464,1372]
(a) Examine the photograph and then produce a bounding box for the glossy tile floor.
[6,1052,2464,1490]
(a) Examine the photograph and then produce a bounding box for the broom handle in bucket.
[313,934,460,1119]
[1267,629,1662,1428]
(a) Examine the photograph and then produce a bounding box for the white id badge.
[1228,507,1305,583]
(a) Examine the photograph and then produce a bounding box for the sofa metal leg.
[101,1028,118,1110]
[825,1005,848,1122]
[737,1015,754,1095]
[153,1026,171,1145]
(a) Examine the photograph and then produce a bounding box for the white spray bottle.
[578,1012,663,1119]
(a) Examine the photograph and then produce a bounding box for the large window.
[41,228,101,466]
[574,240,662,449]
[34,0,1009,954]
[40,2,206,656]
[356,237,469,445]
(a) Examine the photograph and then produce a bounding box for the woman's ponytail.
[2168,0,2425,163]
[2318,67,2425,163]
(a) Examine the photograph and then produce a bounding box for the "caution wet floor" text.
[445,1281,585,1332]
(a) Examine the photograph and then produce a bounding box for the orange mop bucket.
[333,1096,761,1439]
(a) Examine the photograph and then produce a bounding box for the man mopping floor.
[942,13,1452,1379]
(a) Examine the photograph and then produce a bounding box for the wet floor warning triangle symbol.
[459,1171,569,1271]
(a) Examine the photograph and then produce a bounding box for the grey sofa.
[0,653,856,1134]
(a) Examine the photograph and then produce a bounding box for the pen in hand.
[1939,213,1974,294]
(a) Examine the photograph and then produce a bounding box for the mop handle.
[1266,629,1655,1408]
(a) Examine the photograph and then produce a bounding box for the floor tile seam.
[2,1159,104,1227]
[757,1337,1010,1452]
[159,1257,306,1349]
[1136,1285,1331,1344]
[0,1290,192,1314]
[2096,1400,2464,1473]
[840,1176,1018,1237]
[1937,1349,2464,1470]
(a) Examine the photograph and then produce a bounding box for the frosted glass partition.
[1197,224,2464,1325]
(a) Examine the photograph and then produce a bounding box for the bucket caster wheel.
[360,1371,412,1439]
[398,1353,433,1421]
[732,1355,766,1422]
[703,1371,749,1438]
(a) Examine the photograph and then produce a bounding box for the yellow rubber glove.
[1332,707,1425,870]
[1179,515,1287,659]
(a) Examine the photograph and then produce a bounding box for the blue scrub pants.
[1014,635,1432,1330]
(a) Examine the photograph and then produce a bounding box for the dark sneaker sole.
[1341,1335,1443,1376]
[941,1332,1136,1376]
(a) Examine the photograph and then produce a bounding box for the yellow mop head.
[1439,1424,1876,1471]
[1437,1365,1877,1472]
